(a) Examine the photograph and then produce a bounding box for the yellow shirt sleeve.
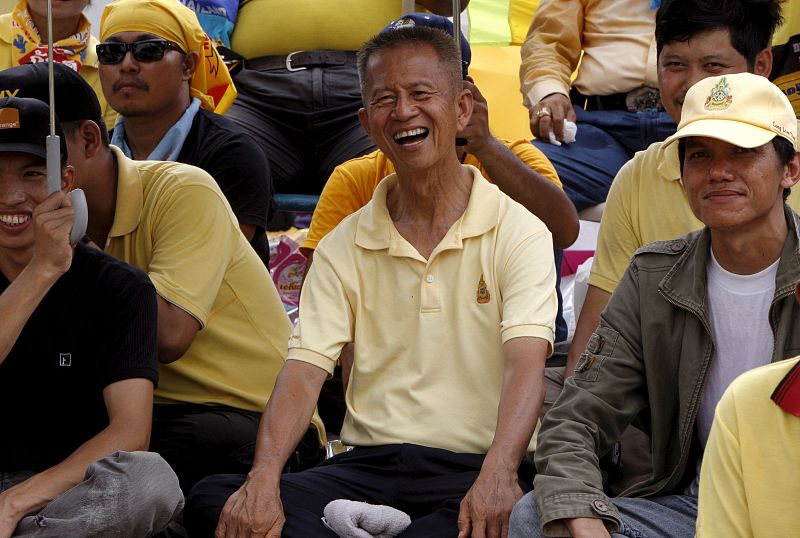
[497,211,557,352]
[288,242,356,374]
[146,182,238,326]
[303,152,388,251]
[588,156,642,294]
[519,0,584,106]
[696,390,750,537]
[506,139,562,187]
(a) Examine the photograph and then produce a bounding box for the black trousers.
[184,443,534,537]
[150,404,324,495]
[150,403,262,495]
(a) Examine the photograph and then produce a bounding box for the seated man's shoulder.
[631,228,702,264]
[72,242,153,292]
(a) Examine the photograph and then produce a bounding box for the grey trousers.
[509,491,697,537]
[1,451,184,537]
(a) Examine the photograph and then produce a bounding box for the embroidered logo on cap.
[704,77,733,111]
[0,107,20,129]
[476,274,490,304]
[391,17,416,29]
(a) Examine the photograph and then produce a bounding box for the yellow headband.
[100,0,236,113]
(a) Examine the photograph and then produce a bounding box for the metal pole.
[452,0,462,65]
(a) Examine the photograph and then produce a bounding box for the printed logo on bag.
[59,353,72,367]
[476,274,490,304]
[704,77,733,111]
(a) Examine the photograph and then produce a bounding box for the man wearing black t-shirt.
[97,0,272,264]
[0,97,183,537]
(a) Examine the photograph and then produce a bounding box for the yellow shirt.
[0,13,117,130]
[519,0,659,106]
[697,358,800,538]
[231,0,425,58]
[289,166,557,454]
[104,147,299,418]
[589,142,800,293]
[302,140,562,251]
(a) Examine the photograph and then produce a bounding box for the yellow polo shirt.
[302,139,561,251]
[289,166,557,454]
[697,359,800,537]
[104,147,303,420]
[590,142,800,293]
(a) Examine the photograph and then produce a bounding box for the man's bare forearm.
[0,379,153,522]
[483,337,548,472]
[473,139,579,248]
[248,360,328,480]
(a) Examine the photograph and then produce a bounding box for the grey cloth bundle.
[322,499,412,538]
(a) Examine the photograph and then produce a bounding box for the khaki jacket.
[533,207,800,536]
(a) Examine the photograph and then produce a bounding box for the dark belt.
[570,87,664,113]
[245,50,358,72]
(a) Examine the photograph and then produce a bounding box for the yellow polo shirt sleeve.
[146,181,237,326]
[498,218,557,351]
[588,153,643,294]
[288,242,355,374]
[303,152,389,252]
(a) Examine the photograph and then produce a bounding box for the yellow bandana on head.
[10,0,91,71]
[100,0,236,114]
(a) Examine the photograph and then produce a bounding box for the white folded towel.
[548,119,578,146]
[321,499,411,538]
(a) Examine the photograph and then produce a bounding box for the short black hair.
[61,118,110,147]
[678,136,797,198]
[656,0,783,68]
[357,25,462,100]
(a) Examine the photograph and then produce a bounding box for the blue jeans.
[509,491,697,537]
[533,107,676,211]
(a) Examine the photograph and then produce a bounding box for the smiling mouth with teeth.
[394,128,429,144]
[0,214,30,226]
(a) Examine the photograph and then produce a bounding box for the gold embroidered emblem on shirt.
[476,274,490,304]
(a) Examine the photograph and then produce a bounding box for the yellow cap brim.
[662,118,778,153]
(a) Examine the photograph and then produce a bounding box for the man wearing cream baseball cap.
[510,72,800,538]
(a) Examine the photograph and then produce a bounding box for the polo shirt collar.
[108,145,144,238]
[355,165,500,257]
[658,141,681,182]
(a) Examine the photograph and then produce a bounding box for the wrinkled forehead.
[363,44,453,93]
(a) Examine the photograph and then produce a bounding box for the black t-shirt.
[178,109,272,264]
[0,245,159,472]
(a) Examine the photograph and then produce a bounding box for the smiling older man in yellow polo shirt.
[185,24,557,538]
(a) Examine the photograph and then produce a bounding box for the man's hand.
[29,190,74,280]
[460,77,493,157]
[565,517,612,538]
[215,470,284,538]
[457,466,523,538]
[529,93,575,143]
[0,491,22,538]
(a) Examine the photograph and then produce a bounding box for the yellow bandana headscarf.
[10,0,91,71]
[100,0,236,114]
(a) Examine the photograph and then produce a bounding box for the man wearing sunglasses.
[96,0,272,266]
[0,60,325,498]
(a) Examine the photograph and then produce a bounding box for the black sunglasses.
[96,39,185,65]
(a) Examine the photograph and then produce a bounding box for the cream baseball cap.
[662,73,797,156]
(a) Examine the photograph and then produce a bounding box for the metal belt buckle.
[285,51,307,72]
[626,87,662,112]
